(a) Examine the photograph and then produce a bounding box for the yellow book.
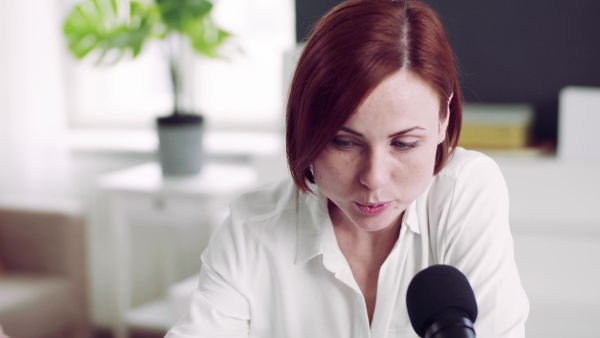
[459,104,533,149]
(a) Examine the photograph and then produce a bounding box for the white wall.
[0,0,72,200]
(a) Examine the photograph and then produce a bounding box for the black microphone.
[406,265,478,338]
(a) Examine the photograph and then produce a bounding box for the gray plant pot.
[156,113,205,176]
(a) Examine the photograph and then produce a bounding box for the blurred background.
[0,0,599,337]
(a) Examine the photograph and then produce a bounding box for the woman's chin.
[351,215,399,232]
[348,205,406,233]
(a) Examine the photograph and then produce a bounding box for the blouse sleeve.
[436,155,529,338]
[165,211,251,338]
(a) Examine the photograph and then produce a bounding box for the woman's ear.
[438,93,453,144]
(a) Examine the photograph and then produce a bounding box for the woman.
[166,0,529,337]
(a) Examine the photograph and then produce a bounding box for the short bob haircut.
[286,0,462,194]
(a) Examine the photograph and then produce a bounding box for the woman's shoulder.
[229,177,299,223]
[205,178,299,263]
[423,150,510,262]
[426,147,507,208]
[437,147,501,180]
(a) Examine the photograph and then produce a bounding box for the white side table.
[89,162,257,338]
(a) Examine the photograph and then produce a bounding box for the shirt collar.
[295,185,329,265]
[402,198,420,234]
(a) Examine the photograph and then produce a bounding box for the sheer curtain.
[0,0,73,199]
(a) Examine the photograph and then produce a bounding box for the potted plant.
[63,0,231,175]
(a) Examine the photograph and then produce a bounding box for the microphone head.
[406,265,478,337]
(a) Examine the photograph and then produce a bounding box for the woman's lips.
[355,202,390,216]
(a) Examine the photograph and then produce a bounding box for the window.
[64,0,295,132]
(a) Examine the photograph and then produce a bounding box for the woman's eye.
[332,138,355,148]
[393,141,418,150]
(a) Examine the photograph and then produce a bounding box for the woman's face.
[313,69,449,232]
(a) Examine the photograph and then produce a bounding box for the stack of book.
[459,104,534,149]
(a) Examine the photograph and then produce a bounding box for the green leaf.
[157,0,213,32]
[63,0,153,63]
[109,0,118,14]
[63,0,232,64]
[185,15,230,57]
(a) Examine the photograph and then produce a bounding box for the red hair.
[286,0,462,194]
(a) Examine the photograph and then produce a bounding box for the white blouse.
[166,147,529,338]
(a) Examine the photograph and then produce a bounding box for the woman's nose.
[358,150,391,190]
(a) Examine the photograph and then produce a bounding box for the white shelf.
[93,162,258,338]
[69,129,284,157]
[97,162,258,196]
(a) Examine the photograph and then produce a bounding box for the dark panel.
[295,0,343,42]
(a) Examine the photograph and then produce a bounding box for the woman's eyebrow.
[388,126,426,138]
[340,127,363,136]
[339,126,426,137]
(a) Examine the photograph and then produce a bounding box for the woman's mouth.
[355,202,390,216]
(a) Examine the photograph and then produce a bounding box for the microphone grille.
[406,265,478,337]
